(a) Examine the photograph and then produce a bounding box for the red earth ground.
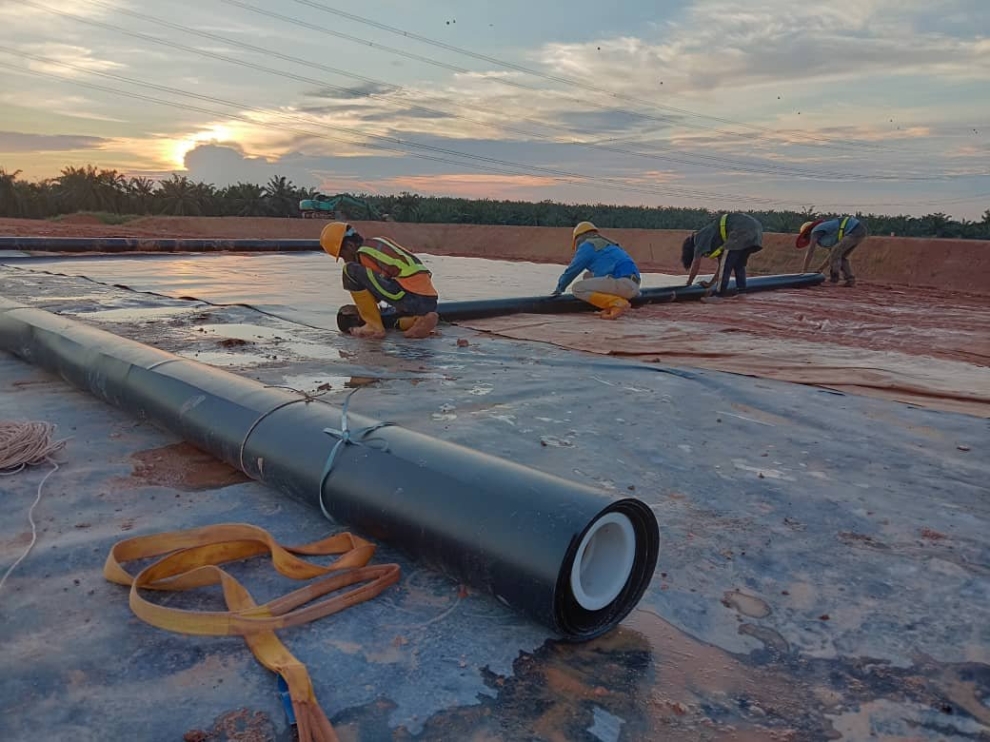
[2,216,987,415]
[1,216,987,295]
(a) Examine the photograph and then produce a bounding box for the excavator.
[298,193,387,220]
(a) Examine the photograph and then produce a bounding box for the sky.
[0,0,988,218]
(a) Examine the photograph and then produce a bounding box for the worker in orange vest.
[320,222,439,339]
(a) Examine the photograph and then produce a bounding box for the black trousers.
[719,246,761,295]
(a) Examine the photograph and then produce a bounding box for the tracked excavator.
[298,192,387,220]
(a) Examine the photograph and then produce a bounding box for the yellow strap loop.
[838,216,850,241]
[105,523,400,742]
[709,214,730,259]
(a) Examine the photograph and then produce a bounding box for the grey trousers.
[571,276,642,301]
[827,223,869,281]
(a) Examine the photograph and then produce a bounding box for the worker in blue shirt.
[551,222,642,320]
[797,216,869,287]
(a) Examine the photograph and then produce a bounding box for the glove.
[551,289,562,297]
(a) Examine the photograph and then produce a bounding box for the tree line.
[2,166,988,239]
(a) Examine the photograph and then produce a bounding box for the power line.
[0,57,793,206]
[5,55,985,215]
[275,0,884,153]
[72,0,975,183]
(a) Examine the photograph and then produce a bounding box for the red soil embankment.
[1,216,987,294]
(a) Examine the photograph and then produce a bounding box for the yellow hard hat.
[319,222,355,260]
[572,221,597,250]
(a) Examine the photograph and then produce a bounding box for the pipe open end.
[569,511,637,611]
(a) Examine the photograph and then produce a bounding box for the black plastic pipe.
[0,298,659,641]
[0,237,320,252]
[337,273,825,330]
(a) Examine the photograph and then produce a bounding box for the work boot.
[585,292,630,319]
[600,298,631,320]
[349,290,386,339]
[403,312,439,338]
[844,277,856,288]
[829,272,840,284]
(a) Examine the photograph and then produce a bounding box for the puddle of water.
[78,305,204,322]
[192,323,344,361]
[15,253,685,332]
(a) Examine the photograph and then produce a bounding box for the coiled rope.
[0,420,68,593]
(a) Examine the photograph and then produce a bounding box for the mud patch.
[183,708,275,742]
[218,337,251,348]
[116,442,250,492]
[334,608,990,741]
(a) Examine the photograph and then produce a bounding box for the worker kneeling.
[552,222,641,320]
[321,222,439,339]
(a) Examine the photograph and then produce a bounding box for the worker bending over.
[797,216,868,287]
[552,221,641,320]
[682,213,764,297]
[320,222,439,339]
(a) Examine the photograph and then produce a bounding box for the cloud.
[304,82,398,101]
[535,0,990,98]
[22,42,123,78]
[0,131,108,152]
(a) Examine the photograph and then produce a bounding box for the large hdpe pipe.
[337,273,825,330]
[0,237,319,252]
[0,298,659,641]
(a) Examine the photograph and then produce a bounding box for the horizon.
[1,1,988,219]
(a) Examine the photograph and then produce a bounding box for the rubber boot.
[403,312,439,339]
[586,292,631,320]
[349,290,386,339]
[396,316,417,331]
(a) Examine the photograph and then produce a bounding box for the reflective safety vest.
[710,214,730,259]
[357,237,431,279]
[837,216,850,241]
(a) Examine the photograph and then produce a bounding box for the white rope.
[0,421,69,595]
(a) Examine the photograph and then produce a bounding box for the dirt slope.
[1,216,987,294]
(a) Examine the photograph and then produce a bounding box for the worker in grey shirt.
[681,213,764,297]
[797,216,869,287]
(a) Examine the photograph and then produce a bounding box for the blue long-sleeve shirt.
[810,217,861,248]
[555,237,640,294]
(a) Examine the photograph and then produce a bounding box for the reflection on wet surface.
[339,608,990,742]
[2,266,989,742]
[5,252,684,331]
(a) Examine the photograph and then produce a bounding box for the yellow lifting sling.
[104,523,400,742]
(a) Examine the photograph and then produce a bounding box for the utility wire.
[275,0,884,153]
[69,0,979,183]
[0,58,792,206]
[5,57,985,213]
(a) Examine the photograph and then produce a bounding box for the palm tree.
[56,165,103,212]
[263,175,297,217]
[157,174,202,216]
[0,168,23,217]
[224,182,269,216]
[128,177,156,214]
[192,182,219,216]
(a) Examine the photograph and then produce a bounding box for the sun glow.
[165,124,236,170]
